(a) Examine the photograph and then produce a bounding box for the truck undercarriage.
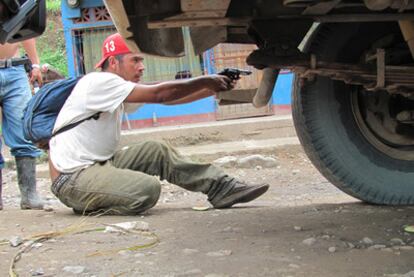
[105,0,414,205]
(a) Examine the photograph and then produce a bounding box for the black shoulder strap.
[51,112,101,138]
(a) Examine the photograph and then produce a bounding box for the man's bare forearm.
[126,75,231,104]
[156,76,213,102]
[21,38,43,85]
[164,89,215,105]
[21,38,40,64]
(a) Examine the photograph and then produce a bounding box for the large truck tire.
[292,22,414,205]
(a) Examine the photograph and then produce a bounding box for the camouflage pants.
[52,140,228,215]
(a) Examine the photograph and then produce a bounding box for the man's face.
[115,53,145,83]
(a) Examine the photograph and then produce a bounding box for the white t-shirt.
[49,72,140,173]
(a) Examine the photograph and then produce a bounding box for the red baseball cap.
[95,33,132,69]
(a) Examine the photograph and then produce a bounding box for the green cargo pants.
[53,141,230,215]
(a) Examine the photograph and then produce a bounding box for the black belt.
[51,173,72,196]
[0,58,31,69]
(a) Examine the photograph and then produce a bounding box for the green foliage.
[37,11,68,76]
[40,46,68,77]
[46,0,61,13]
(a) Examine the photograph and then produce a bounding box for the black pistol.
[218,68,252,80]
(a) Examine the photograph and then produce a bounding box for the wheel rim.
[351,87,414,161]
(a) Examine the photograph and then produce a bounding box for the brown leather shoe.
[211,182,269,209]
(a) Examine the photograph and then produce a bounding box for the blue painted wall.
[61,0,113,77]
[273,72,294,105]
[127,97,216,120]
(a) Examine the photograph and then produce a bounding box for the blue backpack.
[23,77,99,146]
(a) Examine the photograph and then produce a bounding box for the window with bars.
[72,27,116,76]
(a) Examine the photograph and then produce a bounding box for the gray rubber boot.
[15,157,44,210]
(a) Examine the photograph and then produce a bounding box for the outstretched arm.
[124,75,234,104]
[163,88,215,105]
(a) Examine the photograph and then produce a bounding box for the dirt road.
[0,116,413,277]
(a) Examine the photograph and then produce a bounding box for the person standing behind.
[0,38,44,210]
